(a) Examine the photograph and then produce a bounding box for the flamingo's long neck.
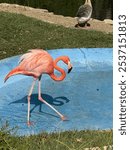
[50,57,66,81]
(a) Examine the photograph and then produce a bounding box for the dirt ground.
[0,3,113,33]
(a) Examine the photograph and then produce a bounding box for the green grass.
[0,11,113,149]
[0,122,112,150]
[0,12,112,60]
[0,131,112,150]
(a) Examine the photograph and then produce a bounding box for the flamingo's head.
[62,56,73,73]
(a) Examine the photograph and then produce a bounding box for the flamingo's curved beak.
[68,61,73,73]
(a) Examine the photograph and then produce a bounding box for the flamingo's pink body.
[4,49,73,125]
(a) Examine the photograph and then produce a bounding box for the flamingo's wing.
[19,49,46,64]
[19,49,54,74]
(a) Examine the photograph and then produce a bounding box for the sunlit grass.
[0,123,112,150]
[0,12,112,60]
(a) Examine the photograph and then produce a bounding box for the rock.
[103,146,108,150]
[104,19,113,25]
[84,148,90,150]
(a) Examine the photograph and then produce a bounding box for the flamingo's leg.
[27,78,37,125]
[38,79,67,121]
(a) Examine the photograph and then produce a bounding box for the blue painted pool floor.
[0,69,112,136]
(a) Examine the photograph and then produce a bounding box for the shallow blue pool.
[0,48,113,136]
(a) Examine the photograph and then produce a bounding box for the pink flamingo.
[4,49,73,125]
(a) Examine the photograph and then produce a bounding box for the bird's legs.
[75,22,90,28]
[38,79,67,121]
[86,22,90,27]
[27,78,37,126]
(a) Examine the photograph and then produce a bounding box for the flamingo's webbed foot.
[27,121,33,126]
[61,115,68,121]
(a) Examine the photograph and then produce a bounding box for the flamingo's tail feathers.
[4,67,23,83]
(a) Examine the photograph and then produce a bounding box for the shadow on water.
[9,94,70,118]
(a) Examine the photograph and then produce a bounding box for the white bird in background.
[75,0,92,27]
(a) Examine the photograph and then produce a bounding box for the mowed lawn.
[0,11,113,150]
[0,12,112,60]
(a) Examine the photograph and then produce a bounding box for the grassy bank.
[0,125,112,150]
[0,12,112,60]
